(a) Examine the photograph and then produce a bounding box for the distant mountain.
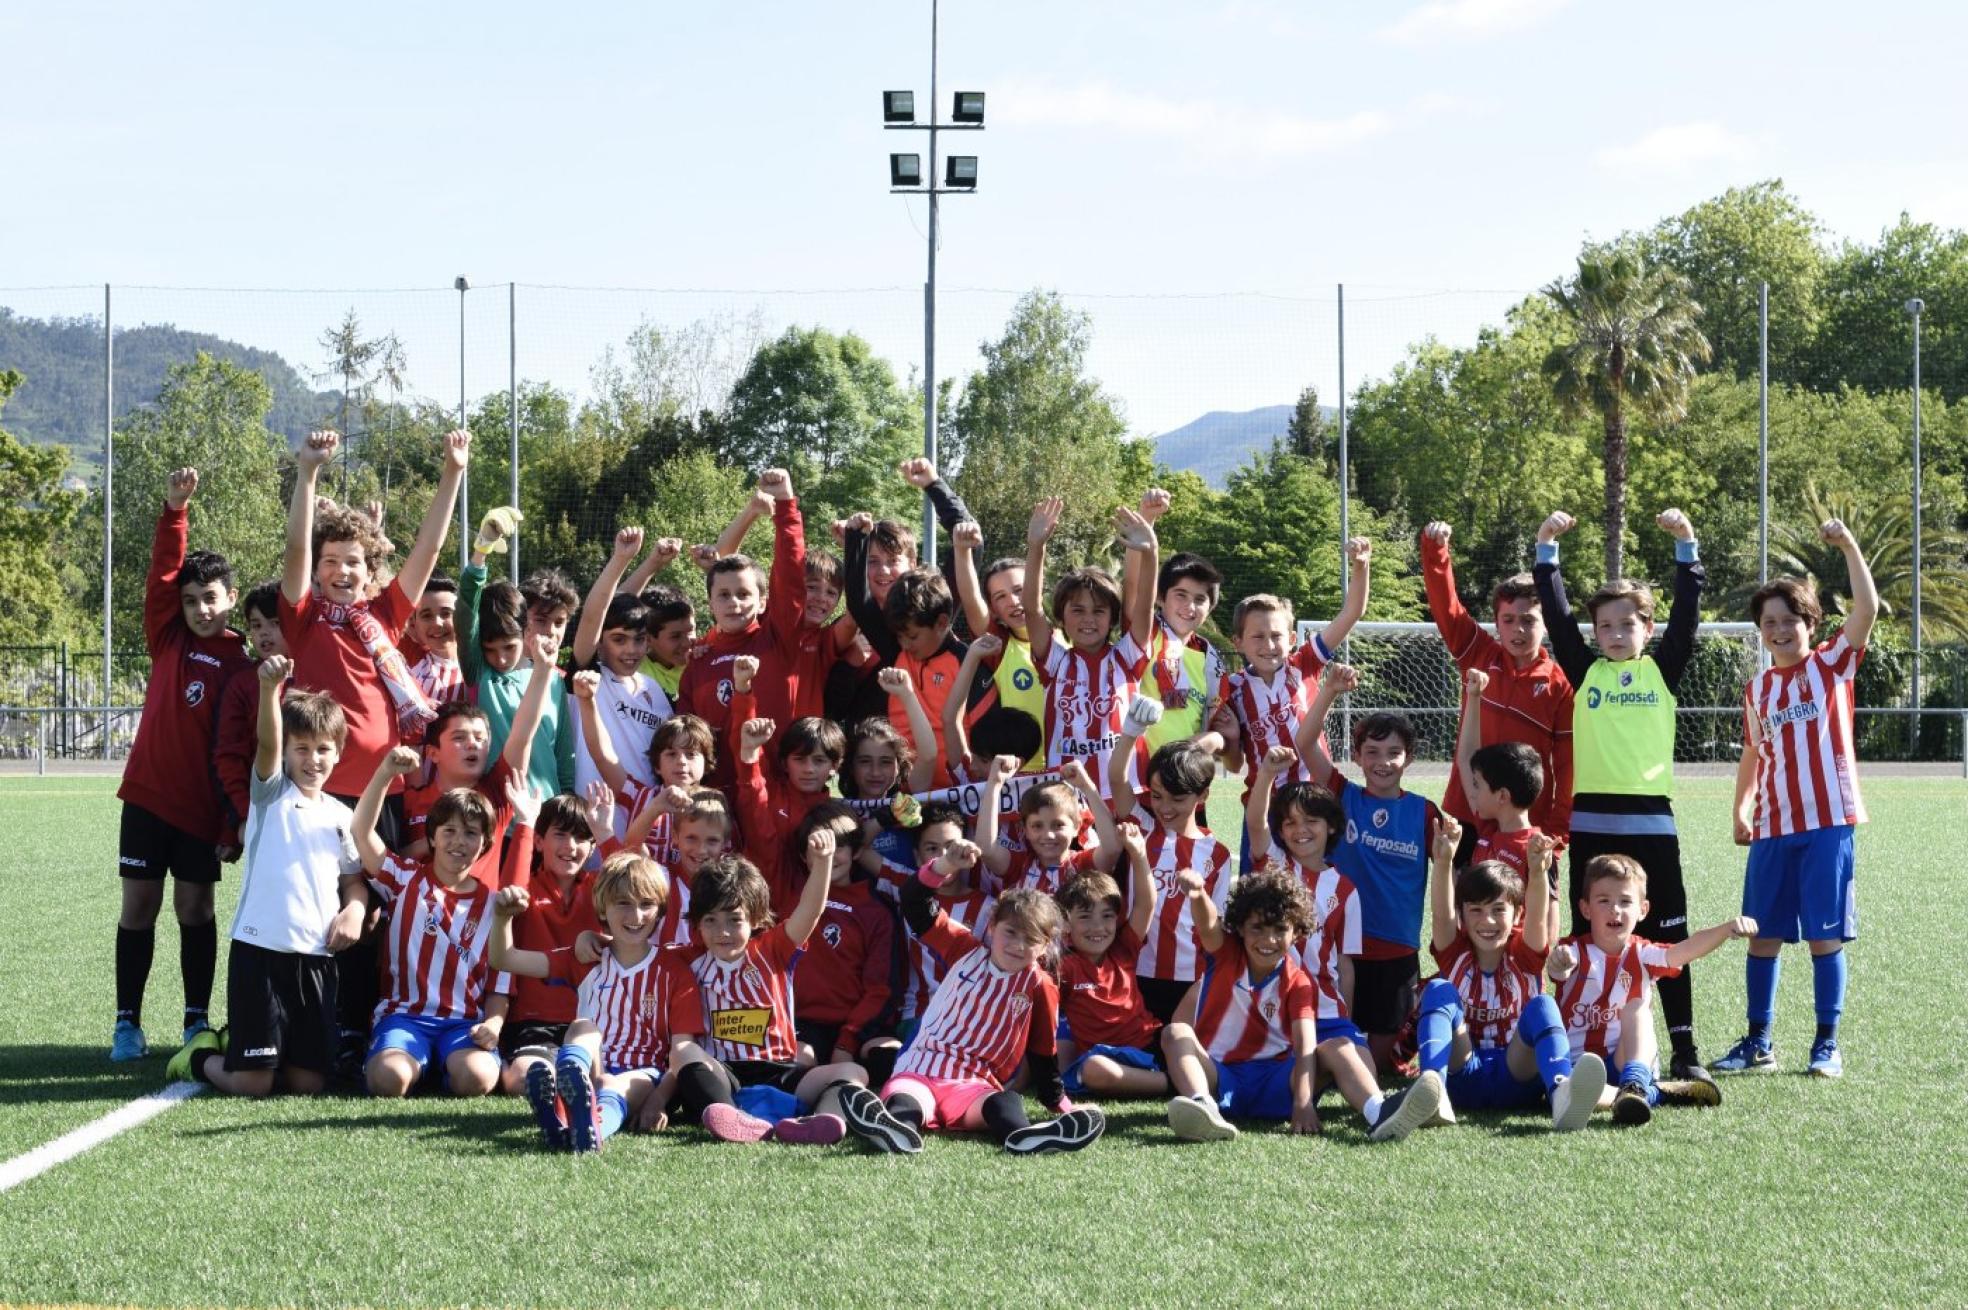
[0,306,336,470]
[1153,404,1318,488]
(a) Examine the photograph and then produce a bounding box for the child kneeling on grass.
[837,839,1105,1156]
[1161,869,1443,1143]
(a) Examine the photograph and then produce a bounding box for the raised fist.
[1123,694,1163,736]
[1323,663,1360,695]
[877,667,913,696]
[299,430,340,469]
[689,544,720,572]
[1819,519,1855,549]
[384,745,422,776]
[898,458,938,489]
[989,754,1021,782]
[952,521,984,552]
[758,468,793,500]
[1260,745,1296,774]
[1345,536,1372,566]
[731,655,759,691]
[494,885,532,918]
[1422,521,1452,545]
[1538,511,1575,544]
[1138,487,1172,522]
[259,654,292,686]
[846,511,875,536]
[570,670,600,701]
[166,467,199,509]
[441,429,471,472]
[968,632,1003,658]
[807,825,837,864]
[1656,508,1693,542]
[613,526,645,559]
[1464,667,1489,696]
[740,717,776,748]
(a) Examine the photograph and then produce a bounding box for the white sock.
[1363,1092,1385,1124]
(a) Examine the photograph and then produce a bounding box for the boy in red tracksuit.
[675,468,807,794]
[1420,521,1574,862]
[112,467,252,1061]
[786,803,903,1084]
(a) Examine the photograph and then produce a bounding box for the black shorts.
[1350,952,1421,1036]
[794,1018,841,1061]
[119,802,221,885]
[224,940,337,1073]
[1567,828,1689,942]
[1137,976,1195,1026]
[499,1020,570,1062]
[715,1058,807,1094]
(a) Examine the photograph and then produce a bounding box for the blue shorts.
[1214,1057,1295,1121]
[1315,1016,1368,1049]
[735,1084,801,1121]
[369,1013,500,1086]
[1743,826,1857,943]
[1062,1042,1166,1094]
[1445,1046,1544,1111]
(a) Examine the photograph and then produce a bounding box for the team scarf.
[316,592,438,735]
[1153,615,1200,709]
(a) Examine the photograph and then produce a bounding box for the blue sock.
[1746,954,1780,1046]
[556,1043,594,1073]
[1812,950,1846,1040]
[1619,1060,1658,1104]
[1518,995,1573,1093]
[598,1088,627,1140]
[1416,980,1461,1076]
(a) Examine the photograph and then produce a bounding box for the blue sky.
[6,0,1964,434]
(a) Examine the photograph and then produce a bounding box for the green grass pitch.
[2,774,1966,1307]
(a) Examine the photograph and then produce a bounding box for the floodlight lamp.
[884,90,915,123]
[454,276,469,292]
[952,91,985,123]
[1906,298,1926,316]
[890,153,922,187]
[945,156,977,188]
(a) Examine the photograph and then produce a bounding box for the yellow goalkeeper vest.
[1573,657,1676,796]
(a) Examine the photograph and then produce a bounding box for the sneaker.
[110,1019,149,1062]
[1669,1050,1717,1088]
[1167,1094,1239,1142]
[1428,1082,1458,1128]
[1004,1107,1106,1155]
[1710,1036,1776,1074]
[701,1102,774,1144]
[165,1025,224,1083]
[768,1113,847,1146]
[332,1033,369,1088]
[1611,1079,1653,1126]
[557,1058,604,1153]
[1369,1071,1443,1142]
[1808,1038,1843,1079]
[1658,1076,1723,1108]
[836,1084,923,1155]
[1551,1053,1606,1132]
[523,1062,570,1150]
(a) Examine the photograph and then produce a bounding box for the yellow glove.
[474,506,524,554]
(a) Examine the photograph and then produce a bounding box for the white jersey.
[573,666,673,839]
[232,770,360,956]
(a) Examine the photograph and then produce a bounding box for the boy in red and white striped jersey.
[1160,869,1442,1144]
[1056,823,1168,1096]
[1551,855,1756,1125]
[351,748,511,1099]
[1716,519,1876,1081]
[975,756,1118,896]
[664,840,869,1145]
[836,840,1106,1156]
[1107,711,1236,1023]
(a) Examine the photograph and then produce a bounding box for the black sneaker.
[1611,1080,1654,1126]
[332,1033,368,1089]
[1670,1051,1719,1090]
[1004,1108,1106,1155]
[837,1083,922,1155]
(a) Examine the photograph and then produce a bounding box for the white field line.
[0,1081,204,1194]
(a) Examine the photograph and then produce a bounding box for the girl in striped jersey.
[1020,496,1159,801]
[665,839,871,1145]
[488,831,695,1153]
[836,840,1106,1156]
[1416,820,1607,1132]
[1160,868,1442,1144]
[351,749,511,1100]
[1550,855,1758,1126]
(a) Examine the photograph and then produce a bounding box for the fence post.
[37,712,46,777]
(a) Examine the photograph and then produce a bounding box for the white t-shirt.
[232,770,361,956]
[572,666,673,838]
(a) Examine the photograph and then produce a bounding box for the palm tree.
[1543,246,1711,579]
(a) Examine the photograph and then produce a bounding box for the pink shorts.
[881,1073,996,1130]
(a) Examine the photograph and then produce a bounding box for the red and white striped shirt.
[991,847,1098,898]
[1553,934,1679,1062]
[1744,633,1867,839]
[1430,932,1546,1050]
[1039,634,1150,799]
[1133,821,1234,984]
[618,780,680,867]
[1189,938,1317,1063]
[1225,638,1331,799]
[879,880,996,1023]
[369,854,512,1024]
[894,913,1057,1087]
[1268,855,1361,1021]
[655,867,697,948]
[683,925,803,1064]
[550,945,695,1074]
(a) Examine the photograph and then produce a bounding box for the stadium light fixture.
[944,155,977,188]
[884,90,915,123]
[890,153,922,188]
[952,91,984,123]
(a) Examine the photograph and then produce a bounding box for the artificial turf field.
[2,774,1965,1308]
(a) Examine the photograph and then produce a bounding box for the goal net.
[1293,620,1764,766]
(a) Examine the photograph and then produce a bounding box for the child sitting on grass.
[1057,823,1170,1097]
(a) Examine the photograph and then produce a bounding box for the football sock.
[181,919,217,1027]
[979,1090,1030,1145]
[1361,1092,1385,1125]
[1657,968,1696,1059]
[1415,979,1460,1077]
[115,926,154,1025]
[861,1044,899,1088]
[1618,1061,1657,1104]
[1745,954,1780,1045]
[1812,949,1846,1038]
[188,1048,220,1084]
[885,1096,925,1131]
[1519,995,1573,1092]
[556,1043,592,1072]
[597,1088,628,1141]
[675,1062,734,1117]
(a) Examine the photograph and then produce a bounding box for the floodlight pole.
[1909,296,1924,714]
[102,283,113,742]
[456,276,470,570]
[510,282,520,579]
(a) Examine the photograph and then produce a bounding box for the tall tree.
[1805,214,1968,401]
[0,370,85,646]
[1287,384,1331,468]
[317,309,382,498]
[1544,246,1712,580]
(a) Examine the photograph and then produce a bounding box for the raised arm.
[1181,870,1223,954]
[488,885,555,980]
[501,630,557,778]
[354,746,421,873]
[1428,812,1461,953]
[950,521,991,636]
[623,536,684,597]
[1061,758,1120,873]
[1317,538,1374,652]
[1118,821,1155,940]
[1108,695,1162,824]
[1522,829,1557,955]
[1113,507,1159,648]
[1532,511,1592,686]
[396,429,472,605]
[567,670,626,794]
[784,826,838,947]
[1294,663,1355,791]
[1825,518,1877,652]
[1666,914,1759,969]
[878,667,939,792]
[457,560,487,685]
[715,487,773,561]
[1455,668,1489,815]
[972,755,1018,878]
[1420,522,1498,669]
[1245,746,1294,863]
[943,632,997,776]
[574,526,645,666]
[1021,497,1062,663]
[253,654,292,783]
[282,432,337,605]
[1653,509,1705,691]
[759,470,808,648]
[147,468,197,648]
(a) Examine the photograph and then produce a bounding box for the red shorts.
[881,1073,996,1130]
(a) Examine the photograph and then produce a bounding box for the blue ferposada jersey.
[1331,781,1435,949]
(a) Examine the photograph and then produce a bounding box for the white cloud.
[994,81,1390,159]
[1379,0,1570,44]
[1595,122,1753,172]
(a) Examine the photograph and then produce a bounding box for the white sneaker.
[1369,1071,1443,1142]
[1167,1094,1239,1142]
[1428,1081,1458,1127]
[1551,1053,1606,1132]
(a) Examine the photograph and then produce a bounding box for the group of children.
[112,422,1876,1155]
